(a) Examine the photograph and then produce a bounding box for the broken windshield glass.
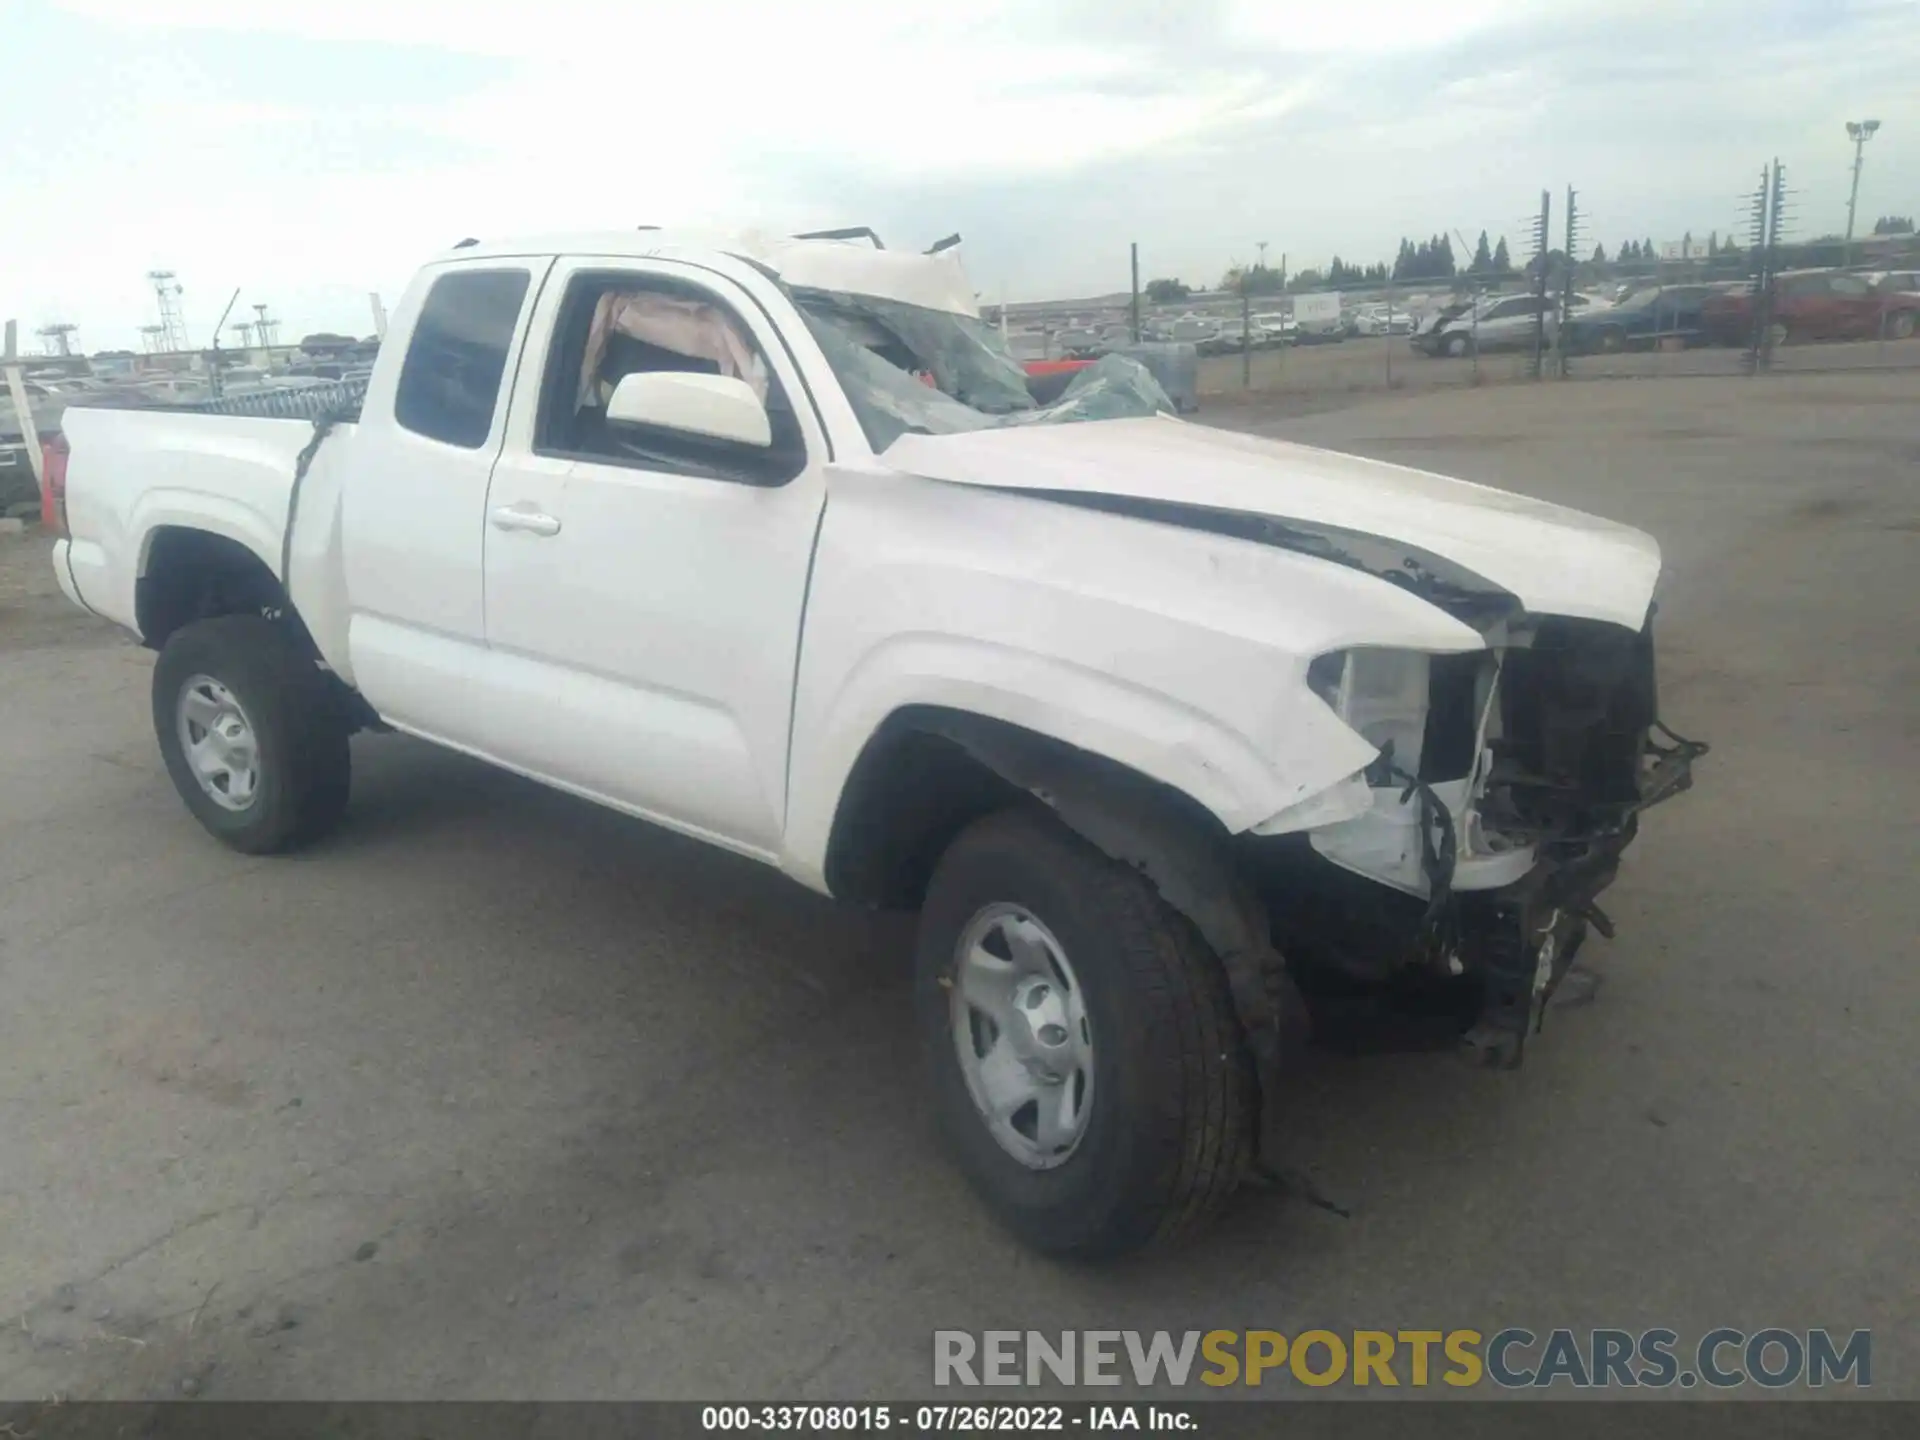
[793,288,1171,451]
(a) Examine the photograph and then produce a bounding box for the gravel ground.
[0,369,1914,1403]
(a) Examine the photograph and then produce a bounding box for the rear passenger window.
[395,269,531,448]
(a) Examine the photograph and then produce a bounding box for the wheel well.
[823,709,1027,909]
[826,705,1296,1164]
[137,527,291,651]
[824,707,1238,914]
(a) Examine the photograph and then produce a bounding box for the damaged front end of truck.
[1249,613,1706,1067]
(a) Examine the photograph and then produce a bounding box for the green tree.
[1221,263,1286,295]
[1144,277,1191,303]
[1470,230,1494,273]
[1592,243,1608,264]
[1873,214,1916,235]
[1492,236,1513,273]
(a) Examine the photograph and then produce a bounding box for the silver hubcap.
[175,675,260,811]
[949,904,1094,1170]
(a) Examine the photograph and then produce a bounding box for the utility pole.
[148,271,189,352]
[3,320,46,492]
[1241,281,1252,389]
[1745,160,1790,373]
[1843,119,1881,267]
[36,323,79,357]
[1527,189,1551,378]
[1560,186,1583,377]
[1129,242,1141,344]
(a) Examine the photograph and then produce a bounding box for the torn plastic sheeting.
[576,291,768,410]
[802,307,1173,452]
[799,289,1034,415]
[1004,354,1173,427]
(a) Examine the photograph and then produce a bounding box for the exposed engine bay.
[1249,615,1707,1065]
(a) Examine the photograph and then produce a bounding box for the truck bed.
[56,404,350,640]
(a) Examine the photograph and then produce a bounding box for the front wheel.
[915,809,1255,1257]
[153,615,352,854]
[1889,309,1917,340]
[1444,332,1474,358]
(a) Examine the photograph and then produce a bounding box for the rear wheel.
[915,809,1255,1257]
[153,615,352,854]
[1766,319,1790,348]
[1889,309,1917,340]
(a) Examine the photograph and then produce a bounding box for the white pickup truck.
[44,229,1702,1257]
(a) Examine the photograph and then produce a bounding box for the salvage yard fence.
[1098,182,1920,419]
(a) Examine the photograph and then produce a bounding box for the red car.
[1700,269,1920,346]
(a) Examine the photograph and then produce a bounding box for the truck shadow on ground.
[6,728,1619,1401]
[322,734,1540,1257]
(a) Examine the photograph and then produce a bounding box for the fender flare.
[924,713,1304,1166]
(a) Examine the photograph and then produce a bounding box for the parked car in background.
[1351,304,1415,337]
[1251,313,1296,347]
[1158,314,1223,348]
[1562,284,1733,353]
[1699,269,1920,346]
[1414,292,1607,357]
[1413,293,1530,357]
[1053,327,1108,359]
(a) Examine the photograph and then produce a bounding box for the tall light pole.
[1844,118,1881,265]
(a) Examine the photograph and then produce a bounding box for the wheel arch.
[135,524,376,730]
[137,523,291,650]
[824,705,1295,1158]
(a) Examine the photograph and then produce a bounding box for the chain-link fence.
[1008,205,1920,421]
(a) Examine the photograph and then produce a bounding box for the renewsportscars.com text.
[933,1328,1871,1390]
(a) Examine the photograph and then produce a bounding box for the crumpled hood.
[882,415,1661,629]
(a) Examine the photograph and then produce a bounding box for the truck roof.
[435,230,981,318]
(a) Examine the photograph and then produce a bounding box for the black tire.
[1597,326,1626,354]
[1444,332,1474,358]
[152,615,351,854]
[1889,309,1916,341]
[915,808,1255,1257]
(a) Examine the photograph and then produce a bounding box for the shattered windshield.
[792,288,1172,451]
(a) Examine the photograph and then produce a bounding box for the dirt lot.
[1,370,1915,1402]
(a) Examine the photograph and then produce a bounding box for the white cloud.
[6,0,1917,347]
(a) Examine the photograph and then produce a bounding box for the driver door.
[474,258,829,858]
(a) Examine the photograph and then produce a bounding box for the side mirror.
[605,371,771,449]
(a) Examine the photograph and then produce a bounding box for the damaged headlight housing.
[1303,645,1537,897]
[1308,648,1446,778]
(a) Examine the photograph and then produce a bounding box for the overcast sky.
[3,0,1916,351]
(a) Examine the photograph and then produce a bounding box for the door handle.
[490,505,561,537]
